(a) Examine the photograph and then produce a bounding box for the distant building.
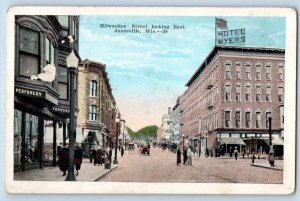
[156,127,163,143]
[161,107,173,144]
[180,46,284,157]
[171,98,181,143]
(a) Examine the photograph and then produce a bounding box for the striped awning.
[220,137,245,145]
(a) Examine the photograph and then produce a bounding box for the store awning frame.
[220,137,245,145]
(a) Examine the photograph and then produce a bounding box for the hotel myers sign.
[15,87,45,97]
[216,28,245,46]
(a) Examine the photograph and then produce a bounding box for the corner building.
[180,46,284,157]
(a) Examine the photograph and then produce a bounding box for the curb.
[94,165,119,181]
[250,163,283,171]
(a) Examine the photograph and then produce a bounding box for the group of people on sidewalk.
[57,144,83,176]
[89,145,126,166]
[176,146,193,166]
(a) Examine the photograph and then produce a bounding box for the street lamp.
[65,50,78,181]
[113,113,121,164]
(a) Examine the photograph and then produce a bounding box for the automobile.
[128,143,135,150]
[139,145,150,155]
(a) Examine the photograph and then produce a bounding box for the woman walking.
[58,144,68,176]
[74,144,83,176]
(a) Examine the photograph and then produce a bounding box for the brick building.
[77,59,119,155]
[180,46,284,157]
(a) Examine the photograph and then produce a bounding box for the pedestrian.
[89,146,94,163]
[241,147,245,159]
[121,146,124,157]
[234,147,239,160]
[108,147,112,163]
[96,148,103,166]
[183,147,188,165]
[268,146,275,167]
[92,147,97,165]
[58,144,68,176]
[176,148,181,165]
[205,148,209,158]
[74,144,83,176]
[251,150,256,164]
[187,146,192,166]
[229,146,233,158]
[247,148,250,159]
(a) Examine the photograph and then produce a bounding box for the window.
[256,112,261,128]
[256,86,261,102]
[266,112,272,128]
[278,65,284,80]
[236,85,241,102]
[45,38,55,65]
[266,86,272,102]
[57,16,69,27]
[58,66,68,99]
[73,19,77,41]
[19,27,40,77]
[236,63,241,79]
[225,111,231,128]
[235,111,241,128]
[278,87,284,102]
[225,63,231,79]
[245,112,251,128]
[255,64,261,80]
[225,85,231,101]
[89,105,98,121]
[89,80,98,97]
[245,86,251,102]
[266,65,272,80]
[246,64,251,80]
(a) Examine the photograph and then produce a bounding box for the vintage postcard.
[5,7,296,194]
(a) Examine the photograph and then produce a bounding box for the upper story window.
[266,112,272,128]
[266,85,272,102]
[255,64,262,80]
[245,85,251,102]
[89,80,98,97]
[266,65,272,80]
[225,85,231,102]
[236,63,241,79]
[278,65,284,80]
[57,16,69,28]
[256,112,262,128]
[278,87,284,103]
[245,111,251,128]
[225,111,231,128]
[45,38,55,65]
[58,66,68,100]
[236,84,241,102]
[255,86,261,102]
[225,63,231,79]
[235,111,241,128]
[245,64,251,80]
[19,27,40,78]
[89,105,98,121]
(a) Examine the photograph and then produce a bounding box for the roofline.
[185,45,285,87]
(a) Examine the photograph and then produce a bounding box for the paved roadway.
[98,146,283,183]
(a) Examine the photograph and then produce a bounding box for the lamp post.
[65,50,78,181]
[113,113,121,164]
[268,117,272,147]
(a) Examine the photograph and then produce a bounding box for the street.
[98,147,283,183]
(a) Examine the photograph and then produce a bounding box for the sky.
[79,16,286,131]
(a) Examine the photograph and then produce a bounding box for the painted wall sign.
[216,28,246,46]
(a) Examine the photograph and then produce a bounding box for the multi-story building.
[14,15,81,171]
[77,59,119,154]
[180,46,284,157]
[171,98,181,143]
[161,107,173,144]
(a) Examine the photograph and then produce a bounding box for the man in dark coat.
[183,147,188,165]
[176,148,181,165]
[92,147,97,166]
[58,144,68,176]
[74,145,83,176]
[121,146,124,157]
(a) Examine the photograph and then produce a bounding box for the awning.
[220,137,245,145]
[264,138,284,146]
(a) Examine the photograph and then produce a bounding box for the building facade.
[77,59,119,155]
[14,15,81,171]
[161,107,173,144]
[171,98,181,143]
[180,46,284,157]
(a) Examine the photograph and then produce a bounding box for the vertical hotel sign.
[215,18,246,46]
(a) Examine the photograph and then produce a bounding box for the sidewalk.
[14,149,125,181]
[250,159,283,171]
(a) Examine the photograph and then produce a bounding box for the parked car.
[128,143,135,150]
